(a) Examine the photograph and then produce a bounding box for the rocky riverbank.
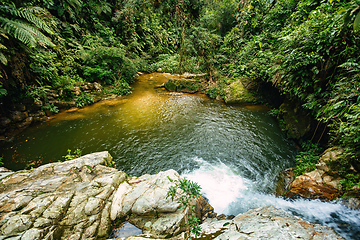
[277,148,360,209]
[0,81,119,141]
[0,152,345,239]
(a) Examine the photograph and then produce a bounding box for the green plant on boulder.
[223,79,257,104]
[167,177,202,239]
[63,149,82,161]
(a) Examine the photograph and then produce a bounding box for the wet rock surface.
[199,205,344,240]
[0,152,345,239]
[114,206,344,240]
[0,152,188,239]
[285,148,346,201]
[277,99,315,140]
[164,78,205,93]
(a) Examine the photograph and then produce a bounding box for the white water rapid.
[182,157,360,240]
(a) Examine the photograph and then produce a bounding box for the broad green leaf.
[354,10,360,31]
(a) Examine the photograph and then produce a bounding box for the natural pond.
[1,73,359,239]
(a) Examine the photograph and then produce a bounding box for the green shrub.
[206,88,218,99]
[339,173,360,192]
[149,54,180,73]
[293,141,323,176]
[268,108,279,117]
[43,103,59,113]
[111,80,133,96]
[27,85,49,102]
[75,93,94,108]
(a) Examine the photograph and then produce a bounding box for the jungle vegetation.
[0,0,359,191]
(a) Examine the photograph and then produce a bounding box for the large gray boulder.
[0,152,186,240]
[0,151,124,240]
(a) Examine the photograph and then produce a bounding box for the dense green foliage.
[294,141,323,176]
[215,0,360,191]
[0,0,359,192]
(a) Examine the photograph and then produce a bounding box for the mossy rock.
[164,78,204,93]
[224,79,257,104]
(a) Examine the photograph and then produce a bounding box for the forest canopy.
[0,0,359,190]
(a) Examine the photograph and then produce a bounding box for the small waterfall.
[182,158,360,240]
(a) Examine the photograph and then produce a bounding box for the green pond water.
[1,73,359,239]
[1,73,296,178]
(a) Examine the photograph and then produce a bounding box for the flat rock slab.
[213,205,344,240]
[0,151,125,240]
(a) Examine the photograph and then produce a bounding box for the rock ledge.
[0,152,344,240]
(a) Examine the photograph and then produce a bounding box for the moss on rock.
[164,78,204,93]
[224,79,257,104]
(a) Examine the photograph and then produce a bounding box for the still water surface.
[1,73,359,239]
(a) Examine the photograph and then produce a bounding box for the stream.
[1,73,359,239]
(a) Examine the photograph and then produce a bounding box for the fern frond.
[0,17,37,47]
[0,5,53,35]
[0,17,54,48]
[66,6,77,21]
[18,7,54,35]
[0,51,7,65]
[67,0,83,11]
[26,6,49,15]
[21,23,55,48]
[70,23,81,33]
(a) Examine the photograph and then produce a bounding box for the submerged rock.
[164,78,204,93]
[275,167,295,196]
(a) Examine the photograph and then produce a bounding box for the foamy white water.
[181,157,360,240]
[182,157,251,213]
